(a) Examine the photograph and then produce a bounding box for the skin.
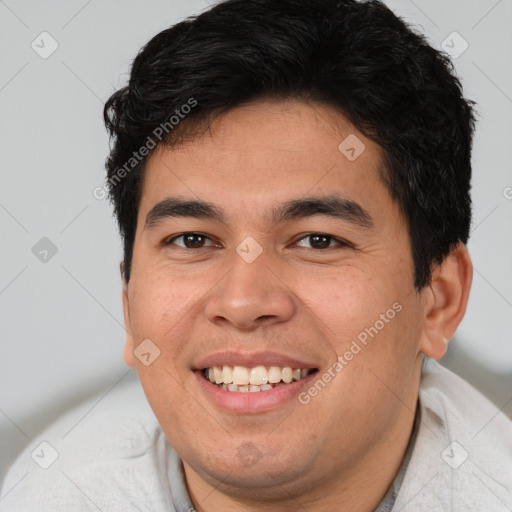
[121,99,472,512]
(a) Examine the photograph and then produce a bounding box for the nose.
[204,254,295,331]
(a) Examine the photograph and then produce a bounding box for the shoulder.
[0,372,175,511]
[393,357,512,511]
[420,356,512,443]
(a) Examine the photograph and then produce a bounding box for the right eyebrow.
[144,197,224,230]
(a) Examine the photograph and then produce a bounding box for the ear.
[121,262,136,368]
[418,242,473,359]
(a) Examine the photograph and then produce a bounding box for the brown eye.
[309,234,331,249]
[296,234,341,249]
[166,233,214,248]
[183,234,206,248]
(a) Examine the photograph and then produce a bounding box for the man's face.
[122,100,430,499]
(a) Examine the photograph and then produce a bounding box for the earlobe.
[122,280,137,368]
[418,242,473,359]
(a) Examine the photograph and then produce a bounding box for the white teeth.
[214,366,223,384]
[222,365,233,384]
[204,364,314,392]
[232,366,250,385]
[281,367,293,383]
[249,366,268,385]
[268,366,282,383]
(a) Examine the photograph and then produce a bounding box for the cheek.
[125,277,198,377]
[296,268,398,350]
[128,271,198,336]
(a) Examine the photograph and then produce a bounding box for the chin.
[189,442,314,494]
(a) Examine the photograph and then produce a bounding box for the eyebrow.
[144,195,373,230]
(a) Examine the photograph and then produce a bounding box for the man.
[1,0,511,510]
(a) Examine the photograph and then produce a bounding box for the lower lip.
[193,370,318,414]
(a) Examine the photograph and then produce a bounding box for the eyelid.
[163,232,219,248]
[294,233,351,249]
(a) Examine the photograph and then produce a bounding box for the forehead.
[138,99,395,226]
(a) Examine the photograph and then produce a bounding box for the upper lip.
[193,351,319,370]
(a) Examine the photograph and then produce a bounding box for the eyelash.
[163,232,351,250]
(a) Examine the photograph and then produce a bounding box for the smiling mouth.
[201,365,318,392]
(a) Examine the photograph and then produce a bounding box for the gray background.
[1,0,511,486]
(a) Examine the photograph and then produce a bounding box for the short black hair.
[104,0,476,289]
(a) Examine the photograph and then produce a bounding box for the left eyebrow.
[272,195,374,228]
[143,194,374,230]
